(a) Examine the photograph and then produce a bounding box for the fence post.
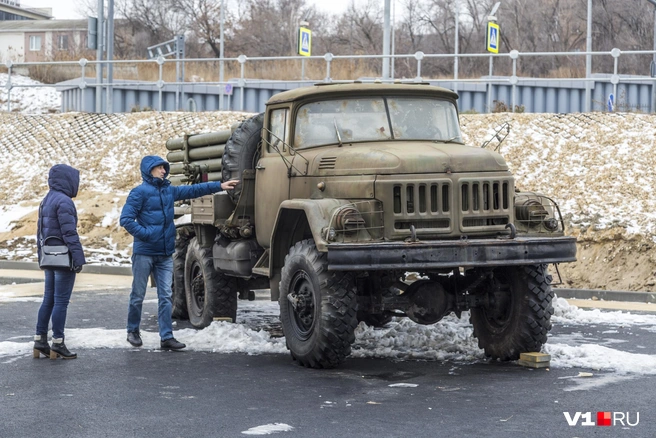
[157,56,165,111]
[324,53,333,82]
[510,50,519,112]
[5,60,12,112]
[79,58,88,113]
[414,51,424,82]
[238,55,247,111]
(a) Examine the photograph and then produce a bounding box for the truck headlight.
[515,199,549,227]
[334,206,366,234]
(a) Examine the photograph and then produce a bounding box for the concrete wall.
[58,75,656,115]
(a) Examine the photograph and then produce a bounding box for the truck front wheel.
[184,237,237,328]
[469,264,554,361]
[279,239,358,369]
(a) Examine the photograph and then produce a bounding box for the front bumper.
[326,236,577,271]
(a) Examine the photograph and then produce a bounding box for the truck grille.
[459,179,512,229]
[392,182,451,231]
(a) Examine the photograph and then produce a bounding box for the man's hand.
[221,179,239,190]
[73,266,83,273]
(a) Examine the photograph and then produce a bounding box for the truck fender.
[268,199,352,300]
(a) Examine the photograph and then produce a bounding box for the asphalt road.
[1,287,655,438]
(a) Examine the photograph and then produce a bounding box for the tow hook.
[505,223,517,239]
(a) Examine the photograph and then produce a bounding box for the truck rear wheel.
[184,237,237,328]
[222,113,264,204]
[171,228,193,320]
[279,239,358,369]
[470,264,554,360]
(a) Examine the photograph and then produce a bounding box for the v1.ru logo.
[564,411,639,427]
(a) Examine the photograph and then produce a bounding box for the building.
[0,19,89,63]
[0,0,52,21]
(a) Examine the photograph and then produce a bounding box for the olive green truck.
[166,83,577,369]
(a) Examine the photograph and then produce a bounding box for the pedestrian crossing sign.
[298,27,312,57]
[486,22,500,53]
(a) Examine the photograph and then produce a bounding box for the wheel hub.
[288,272,315,337]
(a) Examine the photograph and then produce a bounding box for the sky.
[21,0,361,20]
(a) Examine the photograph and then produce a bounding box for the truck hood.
[306,142,508,175]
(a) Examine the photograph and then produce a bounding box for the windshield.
[294,96,463,149]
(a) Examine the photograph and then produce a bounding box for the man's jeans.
[36,269,77,339]
[127,254,174,341]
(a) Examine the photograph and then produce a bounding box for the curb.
[0,261,132,276]
[554,288,656,304]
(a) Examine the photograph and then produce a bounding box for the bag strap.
[38,201,44,246]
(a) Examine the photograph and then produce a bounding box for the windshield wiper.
[333,118,343,147]
[442,136,463,144]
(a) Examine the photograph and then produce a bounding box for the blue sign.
[486,22,500,53]
[223,84,233,95]
[607,93,614,112]
[298,27,312,57]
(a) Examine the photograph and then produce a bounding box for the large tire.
[171,228,193,320]
[222,113,264,204]
[184,237,237,329]
[470,264,554,361]
[279,239,358,369]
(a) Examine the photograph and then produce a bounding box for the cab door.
[255,106,292,248]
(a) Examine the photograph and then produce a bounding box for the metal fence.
[2,48,656,114]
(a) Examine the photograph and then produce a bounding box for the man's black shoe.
[161,338,186,350]
[127,331,143,347]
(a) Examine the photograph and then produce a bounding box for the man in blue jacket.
[120,155,238,350]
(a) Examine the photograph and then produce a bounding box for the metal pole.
[454,0,459,93]
[219,0,225,110]
[391,0,396,79]
[488,56,493,112]
[382,0,391,79]
[653,6,656,113]
[106,0,114,113]
[95,0,104,113]
[585,0,592,112]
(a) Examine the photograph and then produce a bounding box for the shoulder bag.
[38,202,73,270]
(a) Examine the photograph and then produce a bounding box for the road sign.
[298,27,312,57]
[486,22,500,54]
[607,93,614,112]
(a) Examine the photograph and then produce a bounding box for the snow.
[0,203,38,232]
[2,74,656,387]
[0,73,61,114]
[3,295,656,387]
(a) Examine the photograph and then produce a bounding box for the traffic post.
[298,24,312,80]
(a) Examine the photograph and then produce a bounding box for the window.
[58,35,69,51]
[293,96,462,149]
[268,108,289,153]
[29,35,41,51]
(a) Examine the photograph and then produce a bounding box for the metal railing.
[2,48,655,114]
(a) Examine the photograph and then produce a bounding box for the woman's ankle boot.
[50,338,77,360]
[33,334,50,358]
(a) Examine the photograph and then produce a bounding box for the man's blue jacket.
[120,155,224,256]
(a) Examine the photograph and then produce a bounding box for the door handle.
[255,165,265,170]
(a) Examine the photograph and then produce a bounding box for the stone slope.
[1,111,655,292]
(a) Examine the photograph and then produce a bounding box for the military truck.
[166,83,577,369]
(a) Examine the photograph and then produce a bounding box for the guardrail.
[2,49,656,114]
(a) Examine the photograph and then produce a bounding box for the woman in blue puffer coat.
[34,164,86,360]
[120,155,238,350]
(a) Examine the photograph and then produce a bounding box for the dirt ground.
[1,111,655,292]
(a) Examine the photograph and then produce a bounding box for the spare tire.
[222,113,264,204]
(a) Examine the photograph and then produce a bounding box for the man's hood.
[140,155,170,184]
